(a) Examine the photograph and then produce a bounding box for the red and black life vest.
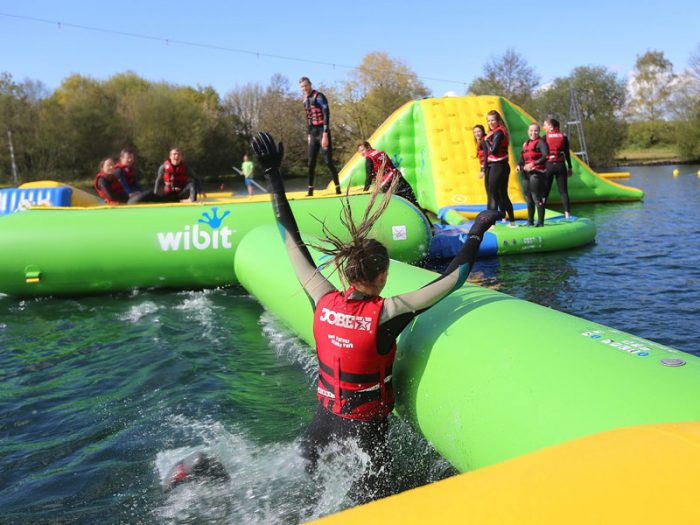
[486,125,509,162]
[114,162,138,188]
[366,148,399,187]
[162,160,190,194]
[303,90,325,127]
[93,172,127,204]
[313,288,396,421]
[521,138,546,173]
[545,130,567,162]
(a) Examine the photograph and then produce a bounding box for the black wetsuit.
[545,135,573,214]
[363,157,420,208]
[518,140,550,226]
[477,140,496,210]
[260,145,497,502]
[483,130,514,222]
[304,91,340,196]
[95,176,129,204]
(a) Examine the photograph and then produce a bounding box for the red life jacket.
[303,90,325,127]
[366,148,399,187]
[521,138,546,173]
[486,125,509,162]
[313,288,396,421]
[476,140,487,165]
[545,130,567,162]
[113,162,138,189]
[162,160,190,193]
[93,172,127,204]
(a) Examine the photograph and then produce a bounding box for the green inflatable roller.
[0,194,430,297]
[236,225,700,472]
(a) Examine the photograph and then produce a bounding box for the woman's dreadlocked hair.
[310,158,400,288]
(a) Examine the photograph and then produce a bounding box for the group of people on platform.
[474,112,573,227]
[94,147,200,205]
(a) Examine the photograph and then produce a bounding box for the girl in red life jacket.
[543,117,574,220]
[516,123,550,226]
[484,110,516,226]
[473,124,495,210]
[251,131,498,504]
[94,158,129,204]
[357,141,420,208]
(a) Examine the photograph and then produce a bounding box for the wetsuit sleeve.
[536,140,549,169]
[563,136,572,169]
[154,165,165,193]
[517,148,525,168]
[480,141,488,170]
[268,168,335,306]
[486,130,504,154]
[315,92,331,132]
[96,177,118,202]
[379,210,499,327]
[363,158,374,191]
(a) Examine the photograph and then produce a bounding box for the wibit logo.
[157,207,235,251]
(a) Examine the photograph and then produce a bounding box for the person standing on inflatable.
[516,123,550,227]
[154,148,200,202]
[241,154,255,197]
[472,124,494,210]
[543,117,573,220]
[484,110,516,226]
[357,141,420,208]
[299,76,341,197]
[251,131,498,503]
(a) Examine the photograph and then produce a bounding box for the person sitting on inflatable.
[154,148,201,202]
[252,131,499,503]
[357,141,420,208]
[94,158,129,205]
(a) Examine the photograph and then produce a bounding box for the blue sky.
[1,1,698,97]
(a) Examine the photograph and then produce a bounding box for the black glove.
[251,132,284,171]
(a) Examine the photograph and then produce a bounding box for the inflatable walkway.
[337,95,643,223]
[236,226,700,475]
[0,193,430,297]
[312,422,700,524]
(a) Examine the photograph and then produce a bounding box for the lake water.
[1,165,698,524]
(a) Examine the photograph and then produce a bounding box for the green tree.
[531,66,627,167]
[671,44,700,160]
[468,49,540,107]
[339,51,430,147]
[626,50,675,146]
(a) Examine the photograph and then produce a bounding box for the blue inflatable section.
[0,187,73,216]
[430,223,498,259]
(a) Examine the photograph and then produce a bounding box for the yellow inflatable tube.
[313,422,700,524]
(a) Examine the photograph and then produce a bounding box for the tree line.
[2,47,699,185]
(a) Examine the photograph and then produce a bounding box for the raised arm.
[251,132,335,306]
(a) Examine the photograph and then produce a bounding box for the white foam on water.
[118,301,160,323]
[259,311,317,383]
[174,291,223,344]
[153,415,367,524]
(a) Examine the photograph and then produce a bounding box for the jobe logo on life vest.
[157,207,235,251]
[318,307,372,331]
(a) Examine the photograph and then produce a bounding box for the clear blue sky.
[1,0,698,97]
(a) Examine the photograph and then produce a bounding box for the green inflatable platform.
[236,225,700,472]
[0,194,430,297]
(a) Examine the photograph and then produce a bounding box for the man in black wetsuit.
[299,76,341,197]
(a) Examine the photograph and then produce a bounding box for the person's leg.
[321,134,341,194]
[487,165,501,213]
[554,164,571,218]
[178,182,197,202]
[532,173,547,226]
[522,172,534,225]
[495,162,515,223]
[307,129,322,196]
[245,178,253,196]
[351,418,391,504]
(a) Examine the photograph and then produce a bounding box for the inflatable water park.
[3,96,695,521]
